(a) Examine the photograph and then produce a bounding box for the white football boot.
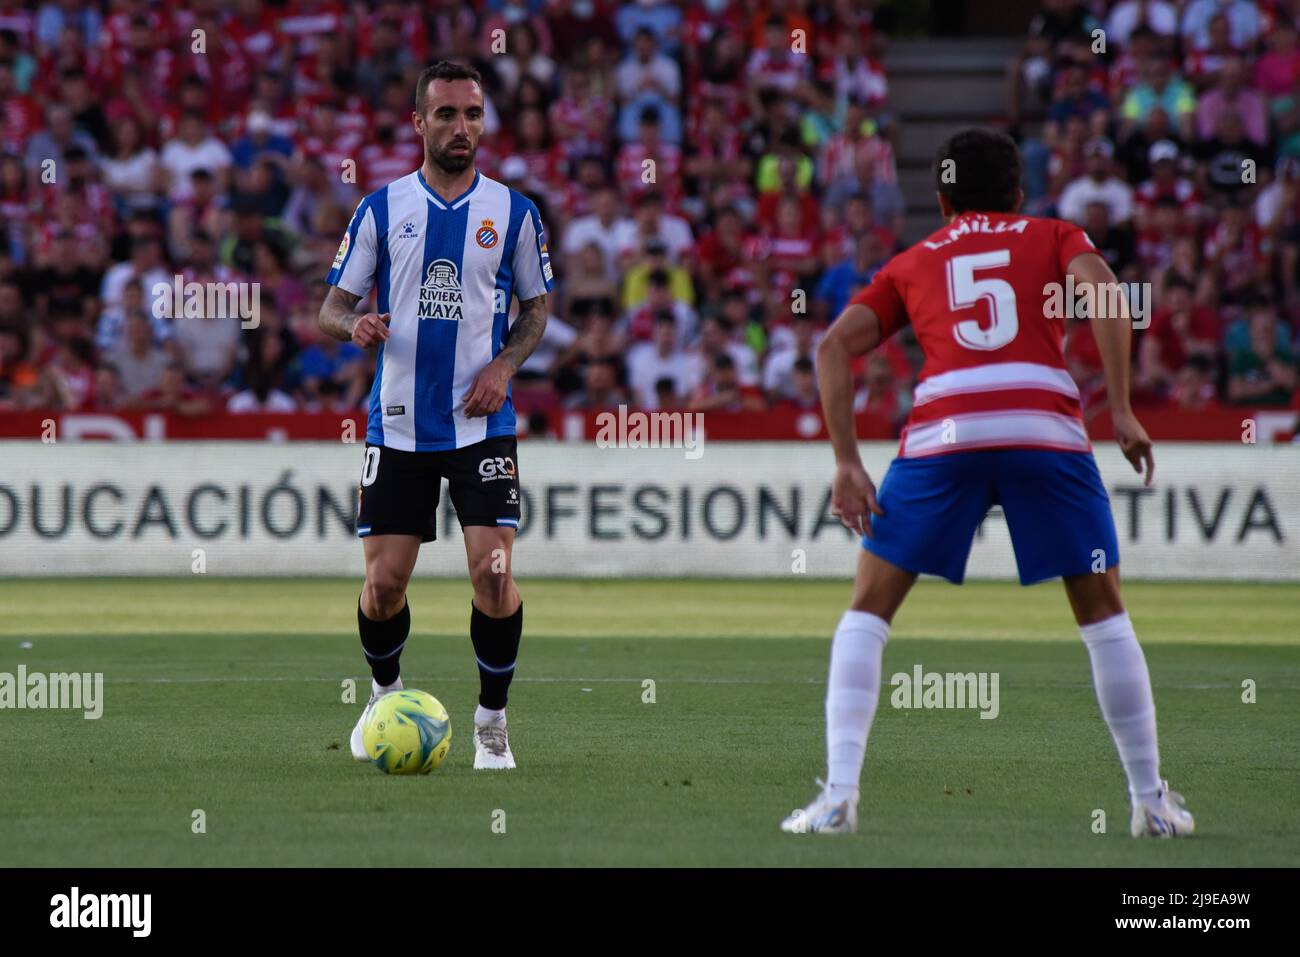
[1130,780,1195,838]
[780,779,858,834]
[472,711,516,770]
[350,677,402,761]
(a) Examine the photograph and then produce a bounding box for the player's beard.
[428,137,475,174]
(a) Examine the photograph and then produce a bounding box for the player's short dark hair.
[415,61,482,113]
[935,128,1022,214]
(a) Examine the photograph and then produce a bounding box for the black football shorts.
[355,435,521,542]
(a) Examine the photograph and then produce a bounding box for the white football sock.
[825,609,889,803]
[1079,611,1162,802]
[475,704,505,725]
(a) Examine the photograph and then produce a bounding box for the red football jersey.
[850,211,1098,458]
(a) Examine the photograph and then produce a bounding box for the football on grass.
[363,690,452,774]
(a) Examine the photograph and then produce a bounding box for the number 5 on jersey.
[946,250,1019,351]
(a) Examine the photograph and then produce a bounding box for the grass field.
[1,578,1296,867]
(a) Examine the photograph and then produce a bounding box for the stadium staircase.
[884,36,1023,244]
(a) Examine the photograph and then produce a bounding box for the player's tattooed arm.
[319,285,390,348]
[497,294,549,373]
[462,294,548,417]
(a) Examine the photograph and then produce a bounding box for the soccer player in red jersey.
[782,130,1195,838]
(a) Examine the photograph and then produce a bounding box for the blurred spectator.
[230,110,295,176]
[159,111,232,202]
[1181,0,1261,52]
[1254,20,1300,102]
[1081,200,1137,279]
[692,316,759,387]
[100,116,163,214]
[1058,138,1134,226]
[688,352,765,412]
[1195,110,1269,200]
[816,230,889,322]
[555,307,625,398]
[1105,1,1179,48]
[1226,306,1298,405]
[0,322,37,408]
[1046,61,1111,136]
[1119,56,1196,141]
[624,266,696,344]
[109,312,170,400]
[1135,279,1220,401]
[294,314,364,410]
[690,206,749,304]
[1203,201,1268,305]
[1184,13,1239,90]
[37,334,95,410]
[229,327,298,413]
[764,313,823,402]
[776,355,820,411]
[615,105,682,203]
[129,361,212,416]
[562,242,620,319]
[29,229,102,324]
[1133,140,1200,231]
[626,312,701,409]
[616,26,680,141]
[95,277,172,355]
[565,355,628,409]
[1196,56,1268,145]
[24,103,98,171]
[613,192,693,266]
[853,352,907,421]
[91,361,124,411]
[1170,354,1217,409]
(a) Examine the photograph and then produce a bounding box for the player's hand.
[831,461,884,538]
[351,313,390,349]
[1112,409,1154,486]
[462,357,513,417]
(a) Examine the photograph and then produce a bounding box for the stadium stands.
[0,1,1296,438]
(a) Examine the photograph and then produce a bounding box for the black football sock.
[470,601,522,711]
[357,598,409,688]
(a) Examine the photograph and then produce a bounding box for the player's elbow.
[817,327,852,368]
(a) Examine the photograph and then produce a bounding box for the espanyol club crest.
[476,218,499,248]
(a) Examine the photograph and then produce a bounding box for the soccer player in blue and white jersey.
[319,61,553,771]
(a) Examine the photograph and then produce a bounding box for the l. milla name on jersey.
[418,258,465,321]
[922,215,1030,250]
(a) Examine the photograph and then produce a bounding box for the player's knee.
[1064,570,1125,625]
[362,572,407,619]
[469,553,513,614]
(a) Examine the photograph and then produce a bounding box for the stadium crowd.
[0,0,1296,430]
[0,0,908,427]
[1012,0,1300,413]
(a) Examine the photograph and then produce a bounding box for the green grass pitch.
[1,578,1296,867]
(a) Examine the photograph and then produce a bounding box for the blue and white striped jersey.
[327,169,554,451]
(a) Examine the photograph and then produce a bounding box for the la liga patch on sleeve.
[333,232,350,269]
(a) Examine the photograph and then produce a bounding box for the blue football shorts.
[862,448,1120,585]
